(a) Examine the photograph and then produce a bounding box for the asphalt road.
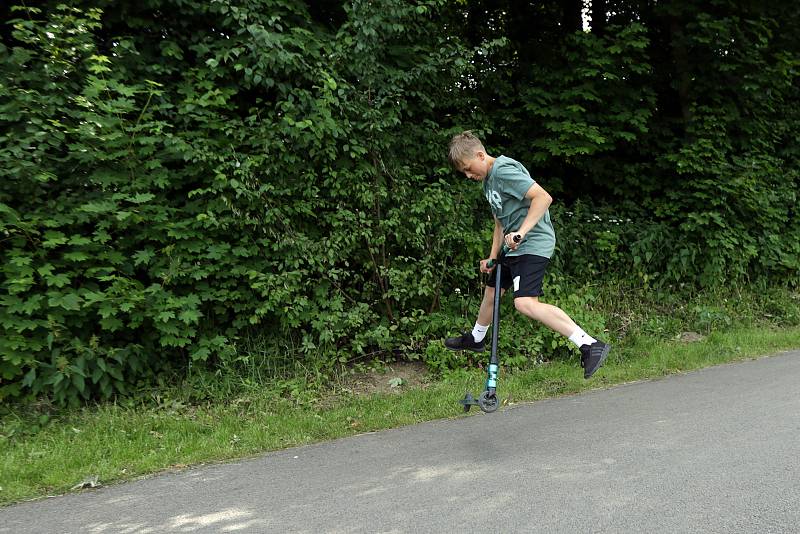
[2,350,799,534]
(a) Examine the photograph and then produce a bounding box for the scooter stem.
[461,234,521,413]
[486,262,502,395]
[485,234,519,395]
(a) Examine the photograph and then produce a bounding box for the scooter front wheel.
[478,391,500,413]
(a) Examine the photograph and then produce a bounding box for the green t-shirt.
[482,155,556,258]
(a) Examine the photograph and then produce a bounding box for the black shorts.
[485,254,549,298]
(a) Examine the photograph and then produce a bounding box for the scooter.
[459,235,520,413]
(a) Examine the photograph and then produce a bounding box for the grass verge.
[2,324,799,506]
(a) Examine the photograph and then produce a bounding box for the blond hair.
[448,131,485,169]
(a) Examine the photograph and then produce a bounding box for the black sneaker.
[580,341,611,379]
[444,331,485,352]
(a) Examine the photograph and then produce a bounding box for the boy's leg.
[445,274,509,352]
[476,284,503,327]
[514,296,610,378]
[512,296,576,337]
[510,255,611,379]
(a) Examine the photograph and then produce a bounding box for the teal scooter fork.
[460,235,520,414]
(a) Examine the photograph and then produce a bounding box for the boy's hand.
[480,259,495,273]
[505,232,524,250]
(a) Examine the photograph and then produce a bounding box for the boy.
[445,131,610,379]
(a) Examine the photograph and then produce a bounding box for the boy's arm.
[507,183,552,248]
[481,218,504,273]
[490,217,503,259]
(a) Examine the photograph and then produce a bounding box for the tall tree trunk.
[508,0,536,70]
[591,0,607,36]
[669,15,692,127]
[562,0,583,34]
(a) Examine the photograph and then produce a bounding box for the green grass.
[2,324,799,506]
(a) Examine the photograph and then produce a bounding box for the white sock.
[472,322,490,342]
[568,327,597,348]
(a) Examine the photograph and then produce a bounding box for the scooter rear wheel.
[478,391,500,413]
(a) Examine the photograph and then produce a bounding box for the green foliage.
[524,23,655,164]
[1,1,798,406]
[0,1,479,404]
[660,9,800,286]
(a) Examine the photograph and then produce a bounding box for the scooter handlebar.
[485,234,522,269]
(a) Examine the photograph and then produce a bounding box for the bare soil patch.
[339,360,430,397]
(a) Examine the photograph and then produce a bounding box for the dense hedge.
[1,1,798,405]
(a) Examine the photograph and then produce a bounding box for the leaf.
[79,200,118,214]
[69,235,92,246]
[22,368,36,388]
[45,273,71,288]
[100,316,124,331]
[71,373,86,394]
[128,193,155,204]
[191,347,210,361]
[157,311,176,322]
[63,252,90,262]
[388,377,404,388]
[20,295,45,315]
[133,249,155,266]
[48,293,83,311]
[0,202,20,218]
[106,365,123,381]
[42,231,68,248]
[91,366,104,384]
[178,309,201,324]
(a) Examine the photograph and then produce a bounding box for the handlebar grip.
[485,235,522,269]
